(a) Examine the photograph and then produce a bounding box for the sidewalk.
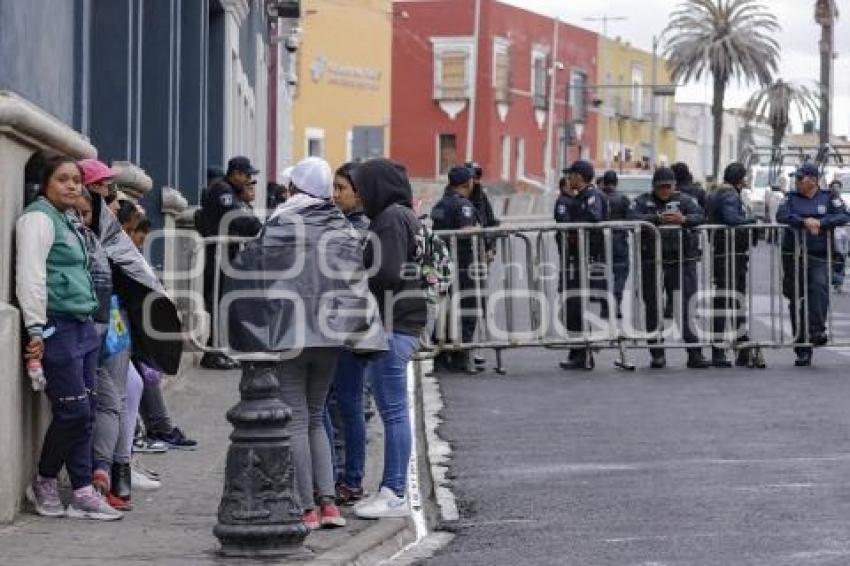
[0,366,414,566]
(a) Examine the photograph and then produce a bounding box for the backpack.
[415,221,454,304]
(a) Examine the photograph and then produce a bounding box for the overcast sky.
[503,0,850,135]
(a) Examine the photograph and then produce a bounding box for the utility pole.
[650,35,658,167]
[544,17,560,188]
[465,0,482,162]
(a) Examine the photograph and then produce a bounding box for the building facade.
[290,0,392,168]
[595,36,676,172]
[391,0,598,188]
[0,0,301,522]
[676,103,772,183]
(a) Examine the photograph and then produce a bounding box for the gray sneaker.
[66,490,123,521]
[26,477,65,518]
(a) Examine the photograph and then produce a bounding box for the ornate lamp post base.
[213,363,309,558]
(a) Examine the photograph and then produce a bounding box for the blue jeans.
[40,317,100,489]
[368,332,419,496]
[324,351,368,488]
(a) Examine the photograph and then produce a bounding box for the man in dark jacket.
[600,170,631,319]
[464,162,500,255]
[348,158,428,518]
[630,167,709,369]
[431,166,482,373]
[706,162,758,368]
[556,160,608,370]
[671,162,707,211]
[199,156,263,369]
[776,163,850,366]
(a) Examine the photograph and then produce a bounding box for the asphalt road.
[423,238,850,566]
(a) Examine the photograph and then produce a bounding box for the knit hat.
[290,157,332,199]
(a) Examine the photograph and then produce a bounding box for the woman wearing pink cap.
[78,159,119,215]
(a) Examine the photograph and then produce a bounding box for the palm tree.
[744,80,819,147]
[815,0,838,145]
[663,0,780,180]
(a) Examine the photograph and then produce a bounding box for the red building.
[392,0,598,188]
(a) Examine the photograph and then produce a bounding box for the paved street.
[424,324,850,565]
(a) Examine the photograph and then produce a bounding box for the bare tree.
[663,0,780,180]
[745,80,819,146]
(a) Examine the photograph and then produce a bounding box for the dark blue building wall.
[0,0,78,125]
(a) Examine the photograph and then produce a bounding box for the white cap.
[290,157,332,199]
[280,165,294,187]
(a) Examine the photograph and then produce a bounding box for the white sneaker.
[131,467,161,490]
[354,487,410,519]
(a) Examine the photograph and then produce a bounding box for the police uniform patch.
[817,204,827,215]
[557,204,567,215]
[587,196,596,206]
[219,193,234,207]
[462,205,474,218]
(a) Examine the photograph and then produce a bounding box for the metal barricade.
[176,220,850,370]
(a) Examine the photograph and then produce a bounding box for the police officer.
[556,160,608,370]
[198,156,263,370]
[776,163,850,366]
[630,167,709,369]
[706,162,758,368]
[431,166,482,373]
[670,162,708,210]
[599,170,631,319]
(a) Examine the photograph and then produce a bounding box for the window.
[569,70,588,120]
[531,46,548,109]
[438,134,457,176]
[631,65,644,120]
[501,135,511,180]
[351,126,384,162]
[432,37,474,100]
[305,127,325,158]
[493,37,511,103]
[515,137,525,179]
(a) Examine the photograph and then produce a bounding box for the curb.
[303,518,417,566]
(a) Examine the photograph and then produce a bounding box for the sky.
[502,0,850,136]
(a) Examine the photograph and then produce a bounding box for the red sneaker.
[320,502,346,528]
[303,509,320,530]
[106,492,132,511]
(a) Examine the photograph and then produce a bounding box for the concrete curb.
[303,518,416,566]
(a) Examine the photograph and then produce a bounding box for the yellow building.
[595,36,677,171]
[292,0,392,168]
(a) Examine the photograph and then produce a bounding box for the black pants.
[642,260,700,357]
[712,256,749,343]
[560,257,601,360]
[783,255,830,355]
[434,267,483,368]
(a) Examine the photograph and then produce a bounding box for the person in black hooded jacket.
[348,158,427,518]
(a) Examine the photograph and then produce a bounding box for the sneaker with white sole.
[67,490,123,521]
[132,437,168,454]
[354,487,410,519]
[26,477,65,518]
[130,467,161,490]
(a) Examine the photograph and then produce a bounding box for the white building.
[676,102,772,183]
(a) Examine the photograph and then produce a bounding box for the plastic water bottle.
[27,359,46,392]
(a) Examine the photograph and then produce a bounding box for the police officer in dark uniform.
[556,160,608,370]
[198,156,263,369]
[630,167,709,369]
[671,162,708,210]
[600,170,631,319]
[431,166,482,373]
[706,162,758,368]
[776,162,850,366]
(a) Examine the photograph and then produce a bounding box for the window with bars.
[493,38,511,103]
[532,49,548,109]
[569,70,588,120]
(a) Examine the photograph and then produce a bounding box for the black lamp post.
[213,362,308,558]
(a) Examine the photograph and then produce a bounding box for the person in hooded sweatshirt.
[349,158,428,519]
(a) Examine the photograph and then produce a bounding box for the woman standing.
[16,155,122,520]
[350,159,428,519]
